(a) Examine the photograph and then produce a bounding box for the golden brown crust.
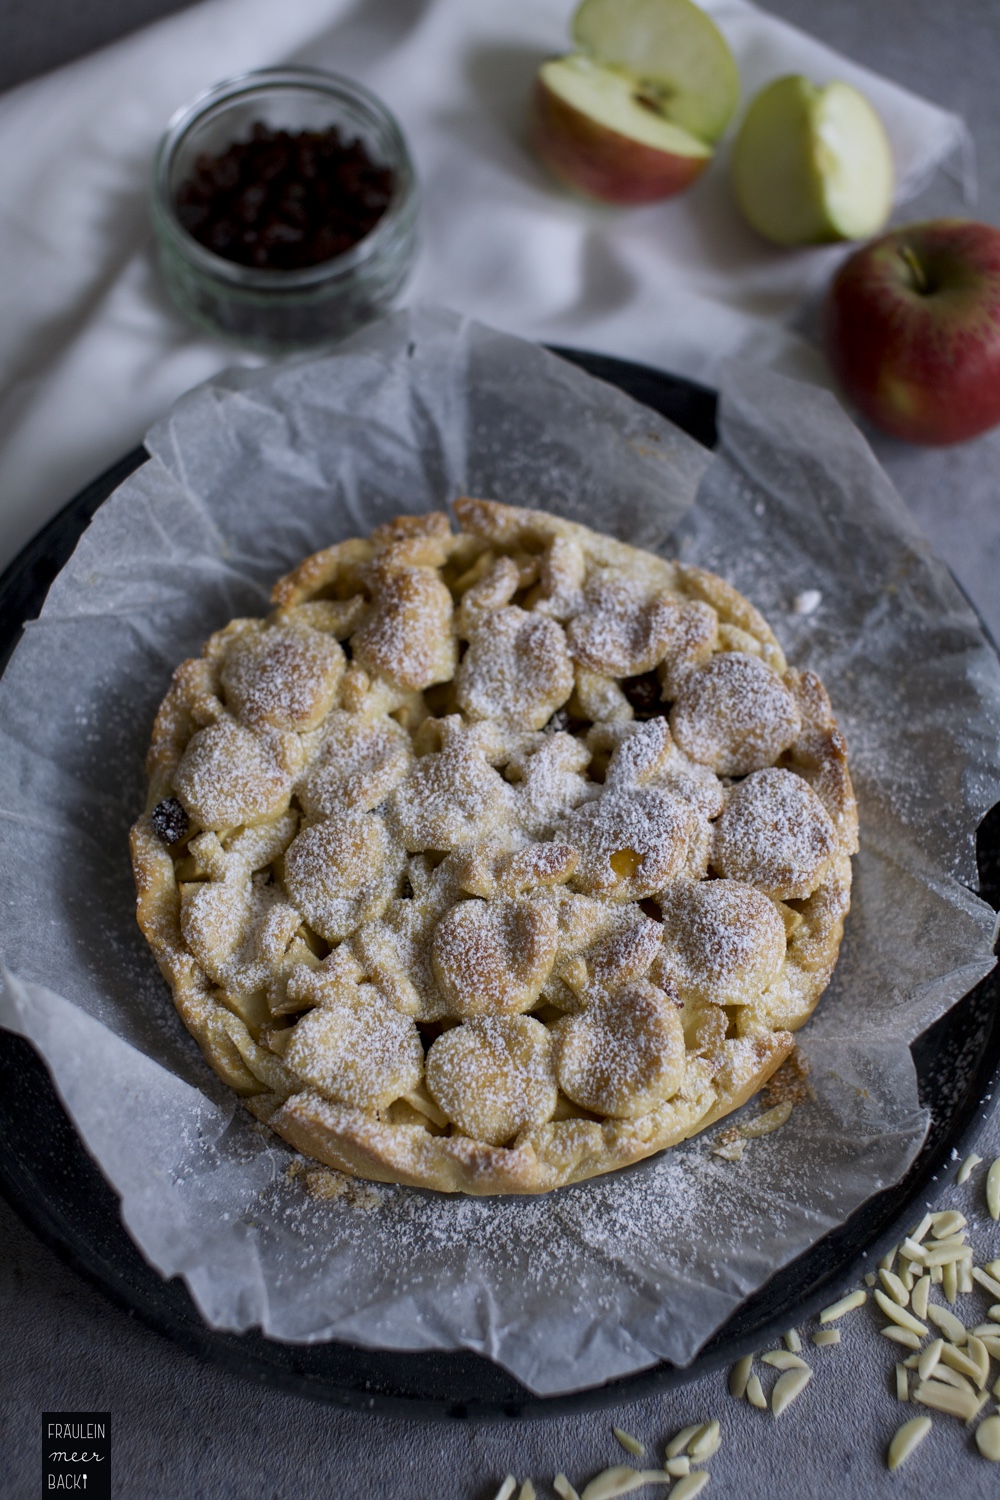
[131,499,855,1195]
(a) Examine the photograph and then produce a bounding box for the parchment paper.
[2,307,1000,1396]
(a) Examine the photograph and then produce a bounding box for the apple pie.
[130,499,857,1194]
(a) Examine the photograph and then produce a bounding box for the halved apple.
[530,0,739,206]
[531,55,713,205]
[572,0,739,146]
[731,75,894,246]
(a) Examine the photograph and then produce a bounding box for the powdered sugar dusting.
[714,769,837,901]
[670,652,801,776]
[4,313,998,1398]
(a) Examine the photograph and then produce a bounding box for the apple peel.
[824,218,1000,445]
[532,56,711,206]
[531,0,738,206]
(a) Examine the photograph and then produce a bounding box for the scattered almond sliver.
[728,1354,753,1399]
[926,1364,974,1394]
[887,1416,932,1470]
[917,1338,944,1382]
[987,1159,1000,1221]
[977,1415,1000,1462]
[931,1210,967,1238]
[670,1476,709,1500]
[664,1426,702,1460]
[535,1150,1000,1500]
[881,1325,921,1350]
[925,1304,966,1345]
[956,1153,982,1185]
[972,1266,1000,1300]
[687,1420,721,1461]
[740,1100,794,1138]
[761,1351,808,1371]
[772,1366,812,1416]
[874,1288,928,1338]
[879,1268,909,1306]
[579,1467,672,1500]
[913,1380,987,1423]
[493,1479,516,1500]
[746,1375,767,1410]
[911,1212,935,1243]
[819,1289,867,1323]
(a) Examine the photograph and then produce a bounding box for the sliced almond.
[917,1339,944,1382]
[942,1260,958,1305]
[879,1268,909,1306]
[972,1266,1000,1300]
[886,1415,932,1470]
[976,1414,1000,1462]
[728,1355,753,1400]
[939,1342,984,1385]
[925,1364,974,1394]
[926,1303,966,1345]
[911,1212,935,1243]
[881,1326,921,1350]
[762,1351,808,1371]
[669,1476,709,1500]
[665,1426,702,1460]
[912,1381,981,1422]
[874,1288,927,1337]
[956,1152,982,1184]
[987,1157,1000,1220]
[772,1366,812,1416]
[746,1375,767,1410]
[580,1467,671,1500]
[965,1335,990,1388]
[688,1420,721,1461]
[930,1210,967,1238]
[819,1289,866,1322]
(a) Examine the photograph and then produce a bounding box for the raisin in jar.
[152,70,418,351]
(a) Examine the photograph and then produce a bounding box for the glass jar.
[151,69,419,353]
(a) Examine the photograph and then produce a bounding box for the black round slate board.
[0,350,998,1422]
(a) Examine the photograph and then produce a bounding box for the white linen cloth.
[0,0,968,574]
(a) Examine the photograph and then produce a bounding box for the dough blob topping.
[131,499,857,1195]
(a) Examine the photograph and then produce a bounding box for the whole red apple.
[824,219,1000,445]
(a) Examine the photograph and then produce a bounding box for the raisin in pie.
[130,500,857,1194]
